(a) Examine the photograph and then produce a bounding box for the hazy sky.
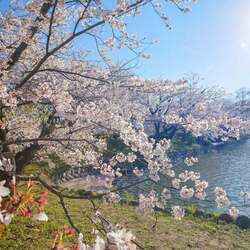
[1,0,250,93]
[125,0,250,92]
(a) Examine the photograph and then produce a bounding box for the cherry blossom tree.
[140,75,244,142]
[0,1,239,249]
[236,88,250,106]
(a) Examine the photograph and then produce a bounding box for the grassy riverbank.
[1,163,250,249]
[1,185,250,250]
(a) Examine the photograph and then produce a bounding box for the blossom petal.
[0,182,10,197]
[32,212,48,222]
[3,213,14,225]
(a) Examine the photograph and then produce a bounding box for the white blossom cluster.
[170,170,208,200]
[240,191,250,199]
[141,76,247,141]
[138,188,172,214]
[184,156,198,166]
[229,207,239,220]
[214,187,231,208]
[103,192,120,204]
[0,182,13,225]
[171,206,185,220]
[138,191,160,214]
[78,212,137,250]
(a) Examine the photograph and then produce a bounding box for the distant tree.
[141,75,242,141]
[236,88,250,106]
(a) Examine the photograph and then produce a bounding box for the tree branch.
[16,0,147,88]
[5,137,98,150]
[37,68,111,84]
[73,0,92,34]
[46,0,58,53]
[1,0,53,76]
[58,195,80,233]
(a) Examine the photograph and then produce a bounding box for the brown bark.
[0,1,53,76]
[15,143,41,173]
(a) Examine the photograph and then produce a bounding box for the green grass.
[2,163,250,249]
[1,186,250,250]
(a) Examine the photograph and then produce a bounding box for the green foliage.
[170,139,196,152]
[103,134,131,159]
[185,205,198,215]
[47,153,71,178]
[123,192,137,205]
[22,158,70,181]
[153,126,215,153]
[22,162,51,177]
[212,211,224,219]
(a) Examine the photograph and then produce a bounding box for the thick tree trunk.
[167,126,178,139]
[154,121,161,139]
[15,143,42,173]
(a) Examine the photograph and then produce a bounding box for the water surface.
[117,139,250,215]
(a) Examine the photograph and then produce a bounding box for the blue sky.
[1,0,250,92]
[125,0,250,92]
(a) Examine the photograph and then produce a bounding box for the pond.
[116,139,250,215]
[193,139,250,214]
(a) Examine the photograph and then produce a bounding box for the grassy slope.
[1,189,250,250]
[1,163,250,250]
